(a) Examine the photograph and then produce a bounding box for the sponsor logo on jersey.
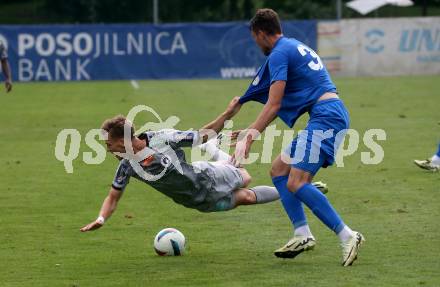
[160,156,171,167]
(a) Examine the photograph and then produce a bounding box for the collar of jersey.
[272,35,285,51]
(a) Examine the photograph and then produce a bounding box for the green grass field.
[0,76,439,287]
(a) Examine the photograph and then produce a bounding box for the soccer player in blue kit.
[227,9,364,266]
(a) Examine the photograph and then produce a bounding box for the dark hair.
[101,115,135,139]
[249,8,282,35]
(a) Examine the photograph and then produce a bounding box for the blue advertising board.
[0,21,316,81]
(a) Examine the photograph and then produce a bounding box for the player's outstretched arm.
[199,96,242,143]
[249,81,285,133]
[231,81,285,166]
[80,187,123,232]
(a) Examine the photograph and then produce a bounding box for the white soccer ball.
[153,228,186,256]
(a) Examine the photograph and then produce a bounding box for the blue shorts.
[284,98,350,176]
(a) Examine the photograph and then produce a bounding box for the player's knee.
[270,164,285,177]
[234,188,256,206]
[287,168,313,192]
[287,177,309,192]
[270,158,290,177]
[244,189,256,204]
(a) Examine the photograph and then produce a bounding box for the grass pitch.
[0,76,439,287]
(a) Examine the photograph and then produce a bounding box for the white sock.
[294,225,313,238]
[250,186,280,203]
[201,140,231,162]
[431,155,440,165]
[337,225,354,242]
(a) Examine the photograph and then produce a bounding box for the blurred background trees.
[0,0,439,24]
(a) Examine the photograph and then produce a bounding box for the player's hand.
[5,80,12,93]
[80,220,103,232]
[230,138,251,167]
[224,97,242,117]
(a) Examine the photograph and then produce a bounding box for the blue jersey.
[239,36,337,127]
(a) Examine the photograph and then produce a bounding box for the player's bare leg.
[231,168,280,207]
[233,188,257,206]
[232,186,281,207]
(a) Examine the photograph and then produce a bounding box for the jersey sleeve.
[149,129,200,148]
[0,42,7,59]
[111,160,132,192]
[268,51,288,84]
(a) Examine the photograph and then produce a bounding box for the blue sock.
[436,143,440,157]
[272,176,307,229]
[295,183,344,234]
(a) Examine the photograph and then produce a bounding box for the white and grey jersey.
[0,41,7,59]
[111,130,242,212]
